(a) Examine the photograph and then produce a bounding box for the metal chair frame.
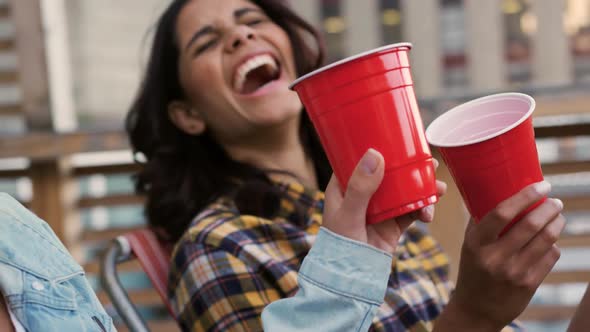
[101,236,150,332]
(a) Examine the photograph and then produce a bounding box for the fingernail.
[433,158,439,169]
[425,205,434,220]
[360,149,380,175]
[553,198,564,210]
[535,181,552,195]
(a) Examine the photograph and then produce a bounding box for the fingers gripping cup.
[426,93,546,233]
[290,43,438,224]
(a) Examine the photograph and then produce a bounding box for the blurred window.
[566,0,590,82]
[380,0,402,44]
[321,0,345,62]
[503,0,532,84]
[440,0,467,89]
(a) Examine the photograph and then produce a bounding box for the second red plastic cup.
[426,93,546,232]
[291,43,438,224]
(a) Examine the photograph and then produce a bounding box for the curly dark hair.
[126,0,331,242]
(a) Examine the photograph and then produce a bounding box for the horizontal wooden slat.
[0,104,20,115]
[0,70,17,83]
[81,226,143,242]
[97,288,162,307]
[0,168,27,178]
[535,122,590,138]
[0,5,10,19]
[84,259,143,275]
[520,305,577,321]
[534,114,590,138]
[0,130,129,160]
[559,196,590,211]
[542,160,590,175]
[544,270,590,284]
[0,38,14,51]
[558,234,590,247]
[116,319,180,332]
[0,118,584,160]
[78,193,144,209]
[534,95,590,117]
[74,163,140,177]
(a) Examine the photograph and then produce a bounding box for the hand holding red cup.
[426,93,546,234]
[292,43,438,225]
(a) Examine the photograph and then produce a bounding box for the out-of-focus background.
[0,0,588,331]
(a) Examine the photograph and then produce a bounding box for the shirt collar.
[273,180,325,226]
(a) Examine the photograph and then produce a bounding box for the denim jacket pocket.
[22,271,78,309]
[21,272,114,332]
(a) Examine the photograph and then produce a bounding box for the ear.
[167,101,206,135]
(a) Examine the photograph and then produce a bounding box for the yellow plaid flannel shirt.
[168,181,522,331]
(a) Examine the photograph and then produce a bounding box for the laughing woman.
[126,1,565,331]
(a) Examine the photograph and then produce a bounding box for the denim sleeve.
[261,227,393,332]
[0,193,115,332]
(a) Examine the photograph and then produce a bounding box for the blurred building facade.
[47,0,590,127]
[64,0,165,127]
[0,0,587,129]
[0,1,589,331]
[293,0,590,93]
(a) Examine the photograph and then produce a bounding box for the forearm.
[567,283,590,332]
[433,299,503,332]
[262,227,393,332]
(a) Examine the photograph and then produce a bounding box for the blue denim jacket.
[262,227,393,331]
[0,193,115,332]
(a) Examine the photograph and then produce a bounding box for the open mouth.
[233,54,281,95]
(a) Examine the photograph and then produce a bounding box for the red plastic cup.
[290,43,438,224]
[426,93,546,232]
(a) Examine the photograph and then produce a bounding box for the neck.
[222,118,318,189]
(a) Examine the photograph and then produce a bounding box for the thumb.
[341,148,385,220]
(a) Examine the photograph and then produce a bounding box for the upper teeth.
[233,54,278,92]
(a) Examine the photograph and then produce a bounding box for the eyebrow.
[234,7,261,19]
[184,7,263,52]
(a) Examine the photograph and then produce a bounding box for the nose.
[225,25,256,52]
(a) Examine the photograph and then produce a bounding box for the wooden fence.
[0,131,179,331]
[1,101,588,330]
[0,0,589,330]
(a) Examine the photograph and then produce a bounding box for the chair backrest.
[100,228,175,332]
[124,228,174,316]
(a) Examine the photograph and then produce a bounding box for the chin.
[252,106,301,130]
[255,92,302,117]
[257,110,300,127]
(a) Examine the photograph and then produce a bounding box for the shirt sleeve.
[261,227,393,332]
[169,240,282,332]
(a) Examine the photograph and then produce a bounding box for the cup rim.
[289,42,413,90]
[425,92,536,147]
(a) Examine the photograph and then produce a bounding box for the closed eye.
[195,39,218,56]
[246,19,264,26]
